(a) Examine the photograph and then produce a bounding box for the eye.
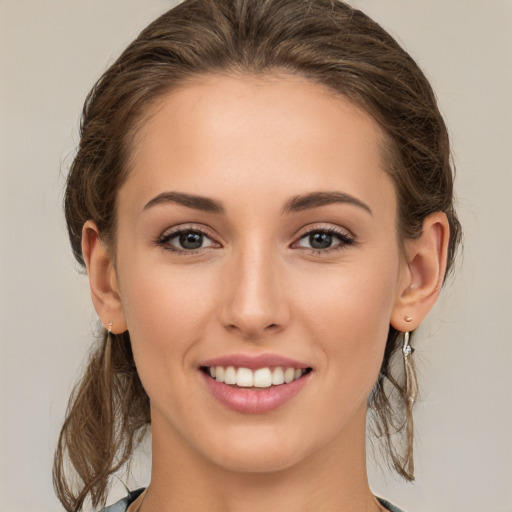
[294,228,354,252]
[157,227,219,253]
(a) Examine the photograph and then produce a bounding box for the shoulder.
[97,488,146,512]
[377,497,407,512]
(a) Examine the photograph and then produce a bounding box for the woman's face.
[113,73,407,473]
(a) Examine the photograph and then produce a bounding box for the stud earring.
[107,321,113,333]
[404,315,413,323]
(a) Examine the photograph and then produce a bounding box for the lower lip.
[201,371,311,414]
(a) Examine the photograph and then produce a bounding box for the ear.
[81,220,127,334]
[391,212,450,333]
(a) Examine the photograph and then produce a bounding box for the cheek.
[116,261,223,424]
[116,254,218,368]
[294,251,399,389]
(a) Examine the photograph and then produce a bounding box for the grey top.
[100,488,145,512]
[99,488,406,512]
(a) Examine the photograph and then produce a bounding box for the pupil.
[180,232,203,249]
[310,232,332,249]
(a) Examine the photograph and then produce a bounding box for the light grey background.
[1,1,511,511]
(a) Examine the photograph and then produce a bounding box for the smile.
[201,365,311,388]
[199,355,313,414]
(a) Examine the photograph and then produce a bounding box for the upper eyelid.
[294,224,354,239]
[295,229,353,245]
[160,224,217,239]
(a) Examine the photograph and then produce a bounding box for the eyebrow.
[143,191,225,214]
[142,190,372,216]
[282,191,373,216]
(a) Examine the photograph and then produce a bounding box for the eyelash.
[156,225,355,255]
[293,226,355,254]
[156,226,217,255]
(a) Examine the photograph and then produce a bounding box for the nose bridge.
[220,234,288,338]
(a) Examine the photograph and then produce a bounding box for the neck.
[141,405,381,512]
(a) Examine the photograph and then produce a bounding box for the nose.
[219,243,290,340]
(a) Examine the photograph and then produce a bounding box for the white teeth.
[284,367,295,383]
[271,367,284,385]
[224,366,237,385]
[253,368,272,388]
[215,366,225,382]
[236,367,253,387]
[209,365,307,387]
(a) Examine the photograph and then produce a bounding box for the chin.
[202,427,315,474]
[211,447,305,474]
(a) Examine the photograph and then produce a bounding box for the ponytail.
[53,331,150,511]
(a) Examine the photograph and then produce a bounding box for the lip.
[200,353,310,370]
[200,369,312,414]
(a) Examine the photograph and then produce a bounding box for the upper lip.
[200,353,311,370]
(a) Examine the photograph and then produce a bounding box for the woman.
[54,0,461,511]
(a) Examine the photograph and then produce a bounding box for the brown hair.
[55,0,462,509]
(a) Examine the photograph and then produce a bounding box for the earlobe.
[391,212,450,332]
[81,220,127,334]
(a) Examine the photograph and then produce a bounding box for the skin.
[83,73,449,512]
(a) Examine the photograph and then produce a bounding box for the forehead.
[121,73,394,217]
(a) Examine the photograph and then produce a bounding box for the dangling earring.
[402,331,418,476]
[402,331,417,406]
[102,321,114,376]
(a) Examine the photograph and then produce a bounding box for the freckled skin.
[114,74,404,511]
